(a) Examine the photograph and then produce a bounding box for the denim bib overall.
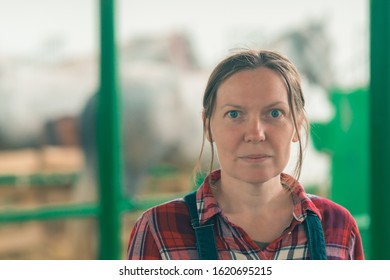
[184,191,327,260]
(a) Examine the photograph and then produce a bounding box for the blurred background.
[0,0,370,259]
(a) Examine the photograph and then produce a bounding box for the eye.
[227,110,240,119]
[269,109,282,119]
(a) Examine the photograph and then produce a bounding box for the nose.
[244,117,266,143]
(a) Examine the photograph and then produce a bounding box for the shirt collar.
[196,170,222,224]
[281,173,322,222]
[196,169,322,225]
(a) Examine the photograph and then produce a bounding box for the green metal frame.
[97,0,122,260]
[0,193,185,224]
[0,172,79,187]
[369,0,390,260]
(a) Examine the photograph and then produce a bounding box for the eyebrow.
[220,101,289,110]
[220,104,244,110]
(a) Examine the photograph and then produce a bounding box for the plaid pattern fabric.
[127,170,364,260]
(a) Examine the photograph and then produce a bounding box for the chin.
[239,165,284,183]
[243,177,272,185]
[236,172,277,185]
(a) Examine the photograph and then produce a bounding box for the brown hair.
[195,49,309,184]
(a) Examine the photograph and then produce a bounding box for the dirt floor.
[0,146,192,259]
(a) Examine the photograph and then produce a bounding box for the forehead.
[216,67,288,105]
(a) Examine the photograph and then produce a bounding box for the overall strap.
[304,210,327,260]
[183,191,219,260]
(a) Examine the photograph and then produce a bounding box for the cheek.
[271,128,295,155]
[211,126,242,154]
[213,125,241,144]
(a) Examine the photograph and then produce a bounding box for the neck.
[213,171,289,214]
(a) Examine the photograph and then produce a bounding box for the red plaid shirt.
[127,170,364,260]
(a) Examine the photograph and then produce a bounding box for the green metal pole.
[370,0,390,260]
[98,0,123,259]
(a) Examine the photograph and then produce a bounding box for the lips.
[239,154,271,162]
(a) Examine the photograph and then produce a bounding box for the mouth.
[239,154,271,163]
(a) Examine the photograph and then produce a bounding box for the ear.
[292,115,303,143]
[202,111,213,143]
[292,131,300,143]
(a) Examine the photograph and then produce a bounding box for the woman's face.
[209,67,298,185]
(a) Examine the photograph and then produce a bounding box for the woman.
[127,49,364,260]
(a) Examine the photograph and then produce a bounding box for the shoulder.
[308,194,353,221]
[128,199,190,260]
[136,198,191,230]
[306,194,364,260]
[129,197,197,259]
[307,194,358,231]
[129,198,192,246]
